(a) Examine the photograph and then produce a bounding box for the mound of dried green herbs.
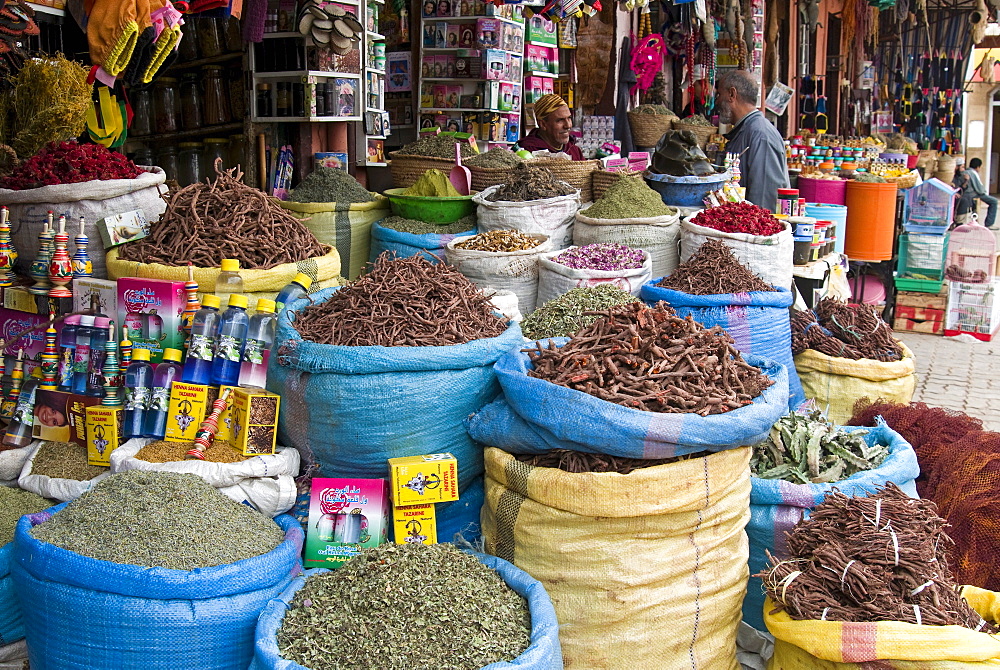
[521,285,640,340]
[581,175,675,220]
[397,135,477,159]
[30,440,107,481]
[379,214,476,235]
[464,147,523,168]
[278,543,531,670]
[0,487,51,545]
[288,167,374,203]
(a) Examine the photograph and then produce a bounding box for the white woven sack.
[0,640,27,666]
[219,475,296,518]
[536,248,652,306]
[680,216,794,289]
[473,185,580,249]
[482,287,523,323]
[573,210,680,278]
[0,443,34,482]
[17,441,109,502]
[110,438,301,488]
[446,233,552,315]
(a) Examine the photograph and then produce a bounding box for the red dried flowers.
[692,201,785,236]
[0,141,144,190]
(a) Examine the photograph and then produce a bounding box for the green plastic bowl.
[383,188,478,223]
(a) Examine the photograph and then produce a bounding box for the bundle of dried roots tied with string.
[292,253,508,347]
[791,297,903,362]
[117,159,328,269]
[758,483,998,633]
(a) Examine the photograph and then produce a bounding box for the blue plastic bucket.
[805,203,847,255]
[644,171,731,207]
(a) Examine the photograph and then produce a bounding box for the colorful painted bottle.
[85,316,110,397]
[214,258,244,306]
[274,272,312,311]
[3,378,38,448]
[57,314,80,391]
[123,348,153,438]
[71,314,98,395]
[182,294,221,384]
[210,294,249,386]
[143,347,183,439]
[238,298,277,388]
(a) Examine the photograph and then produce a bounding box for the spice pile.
[751,410,885,484]
[853,172,888,183]
[581,176,675,219]
[527,302,774,415]
[521,285,639,340]
[0,487,51,545]
[294,254,507,346]
[553,243,644,271]
[464,147,523,168]
[674,114,714,127]
[135,440,251,464]
[631,104,676,116]
[454,230,541,252]
[657,239,774,294]
[403,169,461,197]
[397,135,476,159]
[516,449,693,474]
[118,163,328,269]
[380,214,475,235]
[278,543,531,670]
[791,298,903,361]
[486,163,574,202]
[1,141,143,190]
[287,167,374,203]
[31,471,285,570]
[758,483,997,632]
[691,202,785,236]
[30,441,107,481]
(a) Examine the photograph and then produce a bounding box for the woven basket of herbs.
[592,169,643,201]
[388,152,457,189]
[628,109,676,147]
[670,119,718,149]
[526,158,600,203]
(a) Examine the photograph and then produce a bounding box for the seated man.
[960,157,997,228]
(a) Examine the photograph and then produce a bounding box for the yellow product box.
[392,503,437,545]
[229,387,280,455]
[85,405,123,466]
[164,382,211,442]
[388,453,459,506]
[206,385,238,443]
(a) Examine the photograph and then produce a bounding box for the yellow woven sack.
[482,446,751,670]
[765,587,1000,669]
[794,342,916,425]
[277,196,389,280]
[105,247,341,306]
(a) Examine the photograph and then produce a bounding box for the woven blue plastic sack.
[251,553,563,670]
[12,505,304,670]
[370,220,476,263]
[466,346,788,459]
[640,282,805,409]
[0,543,22,647]
[267,288,523,534]
[743,421,920,629]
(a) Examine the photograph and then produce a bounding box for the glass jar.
[224,17,242,53]
[202,65,230,126]
[228,134,246,170]
[132,146,155,167]
[314,83,326,116]
[131,88,153,136]
[157,146,179,182]
[180,73,203,131]
[177,142,204,186]
[153,77,180,134]
[276,82,291,117]
[177,20,199,61]
[292,82,304,118]
[198,17,223,58]
[256,83,272,118]
[203,137,229,172]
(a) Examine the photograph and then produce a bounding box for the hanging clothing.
[517,128,585,161]
[724,109,789,212]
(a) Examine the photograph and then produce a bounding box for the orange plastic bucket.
[844,181,898,261]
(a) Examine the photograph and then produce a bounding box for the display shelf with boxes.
[358,0,389,166]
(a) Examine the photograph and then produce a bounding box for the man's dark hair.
[717,70,760,106]
[970,157,983,169]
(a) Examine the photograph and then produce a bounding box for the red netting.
[849,400,1000,592]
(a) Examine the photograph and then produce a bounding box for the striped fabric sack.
[278,197,389,280]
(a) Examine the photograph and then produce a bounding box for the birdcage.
[946,279,1000,341]
[945,218,997,284]
[903,177,957,234]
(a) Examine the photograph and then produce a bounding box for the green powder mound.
[465,147,523,168]
[581,176,676,219]
[380,214,476,235]
[31,470,285,570]
[522,284,640,340]
[0,487,51,545]
[403,169,462,196]
[674,114,714,127]
[289,167,375,203]
[853,172,888,183]
[633,104,676,116]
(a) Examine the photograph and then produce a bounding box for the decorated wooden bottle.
[29,212,54,295]
[1,348,24,420]
[181,263,200,336]
[72,216,93,279]
[48,216,73,298]
[186,387,232,460]
[39,312,59,390]
[119,335,132,377]
[102,321,121,407]
[0,207,17,287]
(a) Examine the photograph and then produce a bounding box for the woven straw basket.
[388,152,456,188]
[886,171,919,190]
[591,170,643,201]
[628,112,675,147]
[527,158,601,202]
[670,120,718,149]
[468,164,512,193]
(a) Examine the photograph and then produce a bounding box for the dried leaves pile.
[791,298,903,361]
[657,239,775,294]
[486,163,575,202]
[758,483,997,633]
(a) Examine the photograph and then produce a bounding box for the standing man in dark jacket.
[716,70,789,212]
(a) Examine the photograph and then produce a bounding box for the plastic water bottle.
[57,314,80,391]
[182,294,221,385]
[84,316,110,397]
[123,348,153,438]
[215,258,244,305]
[3,378,38,447]
[71,315,96,395]
[239,299,277,387]
[143,347,183,439]
[211,294,249,386]
[275,272,312,311]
